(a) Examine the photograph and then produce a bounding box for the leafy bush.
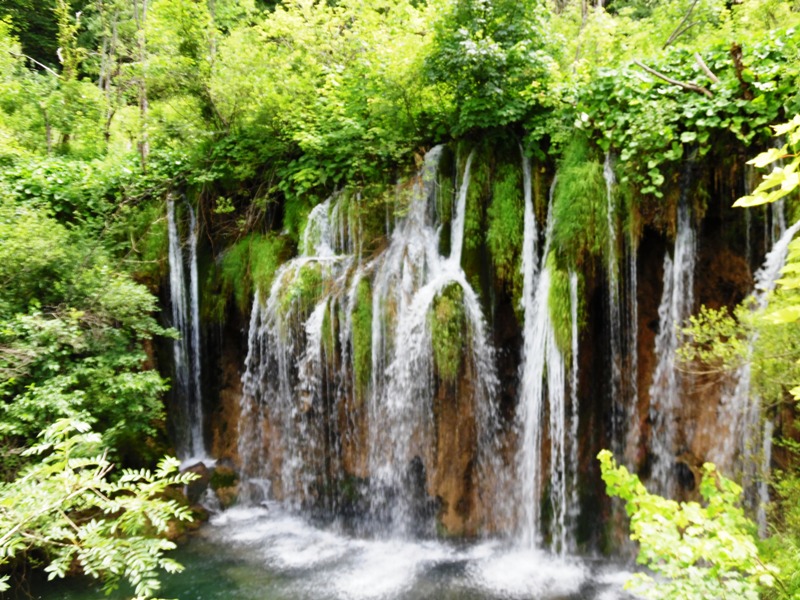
[598,449,776,600]
[0,419,196,598]
[0,200,170,467]
[426,0,556,135]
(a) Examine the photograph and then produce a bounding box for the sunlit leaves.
[0,420,196,599]
[598,450,776,599]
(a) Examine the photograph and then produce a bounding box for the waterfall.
[567,270,580,552]
[187,204,204,459]
[623,227,640,467]
[711,220,800,523]
[238,196,353,507]
[648,167,697,497]
[167,195,206,461]
[603,154,624,456]
[238,148,500,538]
[516,160,575,554]
[367,147,499,535]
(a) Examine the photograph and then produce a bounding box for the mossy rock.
[352,279,373,406]
[551,137,609,270]
[279,261,324,316]
[429,283,466,383]
[210,465,239,490]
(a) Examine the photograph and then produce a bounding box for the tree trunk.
[133,0,149,170]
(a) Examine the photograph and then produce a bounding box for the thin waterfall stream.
[647,164,697,497]
[167,195,207,462]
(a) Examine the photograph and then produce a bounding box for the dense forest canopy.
[1,0,800,597]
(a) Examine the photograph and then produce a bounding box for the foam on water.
[203,505,626,600]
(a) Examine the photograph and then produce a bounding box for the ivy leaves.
[576,29,800,197]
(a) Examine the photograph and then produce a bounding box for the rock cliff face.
[168,139,781,549]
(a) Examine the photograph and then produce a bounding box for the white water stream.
[516,152,580,554]
[167,195,206,461]
[648,192,697,497]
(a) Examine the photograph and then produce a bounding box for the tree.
[598,450,776,600]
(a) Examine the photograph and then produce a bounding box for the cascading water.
[711,220,800,532]
[567,271,580,552]
[648,167,697,497]
[516,158,578,554]
[623,226,641,467]
[367,147,501,535]
[166,195,206,461]
[238,196,354,508]
[238,148,501,538]
[603,154,624,455]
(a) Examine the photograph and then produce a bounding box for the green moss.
[551,138,608,270]
[487,160,524,298]
[546,252,579,361]
[209,467,239,490]
[217,233,287,315]
[464,147,490,255]
[352,279,373,405]
[437,172,455,256]
[428,283,466,383]
[284,196,312,246]
[321,300,337,366]
[279,262,324,316]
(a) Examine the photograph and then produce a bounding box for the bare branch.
[8,51,61,77]
[633,59,713,99]
[694,52,720,84]
[663,0,700,49]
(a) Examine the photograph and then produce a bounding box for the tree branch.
[663,0,700,49]
[694,52,720,84]
[633,60,713,99]
[8,51,61,77]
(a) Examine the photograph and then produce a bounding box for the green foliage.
[735,115,800,209]
[0,419,196,598]
[678,305,750,371]
[551,138,608,268]
[352,279,373,405]
[731,115,800,400]
[426,0,557,136]
[575,28,800,197]
[487,159,524,295]
[0,199,169,467]
[598,449,777,600]
[429,283,466,383]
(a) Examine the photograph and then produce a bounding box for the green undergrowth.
[352,279,373,405]
[552,138,609,270]
[117,199,169,285]
[429,283,466,383]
